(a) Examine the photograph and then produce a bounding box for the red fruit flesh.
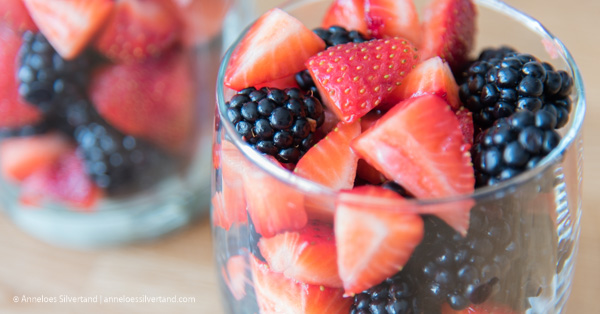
[0,26,41,128]
[441,302,517,314]
[23,0,114,59]
[221,255,248,301]
[255,74,300,90]
[174,0,232,46]
[456,106,474,148]
[224,8,326,90]
[294,121,361,191]
[335,186,424,295]
[0,133,72,182]
[243,155,307,238]
[250,255,352,314]
[90,49,194,153]
[365,0,421,45]
[259,220,342,288]
[421,0,477,70]
[322,0,368,34]
[0,0,38,33]
[307,38,420,123]
[95,0,181,63]
[213,141,249,230]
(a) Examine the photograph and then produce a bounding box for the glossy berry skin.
[226,87,324,164]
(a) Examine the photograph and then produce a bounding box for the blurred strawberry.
[0,0,38,33]
[172,0,232,46]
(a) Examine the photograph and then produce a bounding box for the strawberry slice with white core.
[335,185,424,295]
[294,121,361,190]
[250,255,352,314]
[365,0,421,45]
[224,8,326,90]
[259,220,341,288]
[321,0,368,34]
[221,255,249,301]
[23,0,114,59]
[306,38,420,123]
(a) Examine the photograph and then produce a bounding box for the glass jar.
[213,0,585,313]
[0,0,240,248]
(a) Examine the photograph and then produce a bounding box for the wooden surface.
[1,0,599,313]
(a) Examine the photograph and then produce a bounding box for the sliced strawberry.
[335,185,424,295]
[250,255,352,314]
[255,74,300,90]
[21,150,102,209]
[90,49,194,153]
[0,0,38,33]
[383,56,462,111]
[213,140,249,230]
[259,220,341,288]
[456,106,474,148]
[173,0,232,46]
[243,155,307,238]
[365,0,421,45]
[95,0,181,63]
[421,0,477,70]
[441,302,517,314]
[0,133,72,182]
[0,26,42,128]
[221,255,249,301]
[23,0,114,59]
[312,106,340,143]
[224,8,326,90]
[306,38,420,123]
[294,121,361,190]
[321,0,368,34]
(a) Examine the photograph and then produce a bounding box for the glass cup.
[213,0,585,312]
[0,0,241,248]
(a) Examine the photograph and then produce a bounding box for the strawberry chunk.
[0,0,38,33]
[224,8,326,90]
[335,186,424,295]
[255,74,300,90]
[243,156,307,238]
[421,0,477,70]
[95,0,181,63]
[365,0,421,45]
[220,255,249,301]
[441,302,517,314]
[90,49,194,153]
[306,38,420,123]
[456,106,474,148]
[213,141,249,230]
[0,26,42,128]
[23,0,114,59]
[295,121,361,190]
[250,255,352,314]
[322,0,368,34]
[174,0,232,46]
[0,133,72,182]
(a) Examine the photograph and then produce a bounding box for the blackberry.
[0,120,53,138]
[225,87,324,164]
[471,110,561,187]
[351,272,423,314]
[459,47,574,131]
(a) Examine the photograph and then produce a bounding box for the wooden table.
[1,0,598,313]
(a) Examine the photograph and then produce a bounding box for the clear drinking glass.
[213,0,585,313]
[0,0,240,248]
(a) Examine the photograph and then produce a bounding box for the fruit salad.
[213,0,583,313]
[0,0,232,247]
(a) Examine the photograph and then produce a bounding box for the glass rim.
[216,0,586,206]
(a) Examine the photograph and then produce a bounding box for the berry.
[226,87,324,164]
[471,110,561,187]
[0,0,38,33]
[365,0,421,45]
[224,8,326,90]
[306,37,420,123]
[174,0,233,46]
[456,107,475,147]
[321,0,368,35]
[23,0,114,59]
[421,0,476,71]
[220,255,249,301]
[350,271,423,314]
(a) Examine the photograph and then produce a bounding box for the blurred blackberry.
[351,272,423,314]
[0,120,53,138]
[471,110,561,187]
[225,87,324,164]
[16,31,94,113]
[459,47,573,131]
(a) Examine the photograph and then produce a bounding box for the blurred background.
[0,0,597,313]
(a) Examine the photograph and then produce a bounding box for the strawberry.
[173,0,232,46]
[243,155,307,238]
[306,38,420,123]
[0,133,72,182]
[0,26,42,128]
[456,106,474,148]
[23,0,114,59]
[259,220,341,288]
[383,56,462,111]
[90,49,194,153]
[213,141,249,230]
[421,0,477,70]
[255,74,300,90]
[21,150,102,209]
[250,255,352,314]
[294,121,361,190]
[95,0,181,63]
[321,0,368,34]
[220,255,249,301]
[365,0,421,45]
[441,302,517,314]
[0,0,38,33]
[335,185,424,295]
[224,8,326,91]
